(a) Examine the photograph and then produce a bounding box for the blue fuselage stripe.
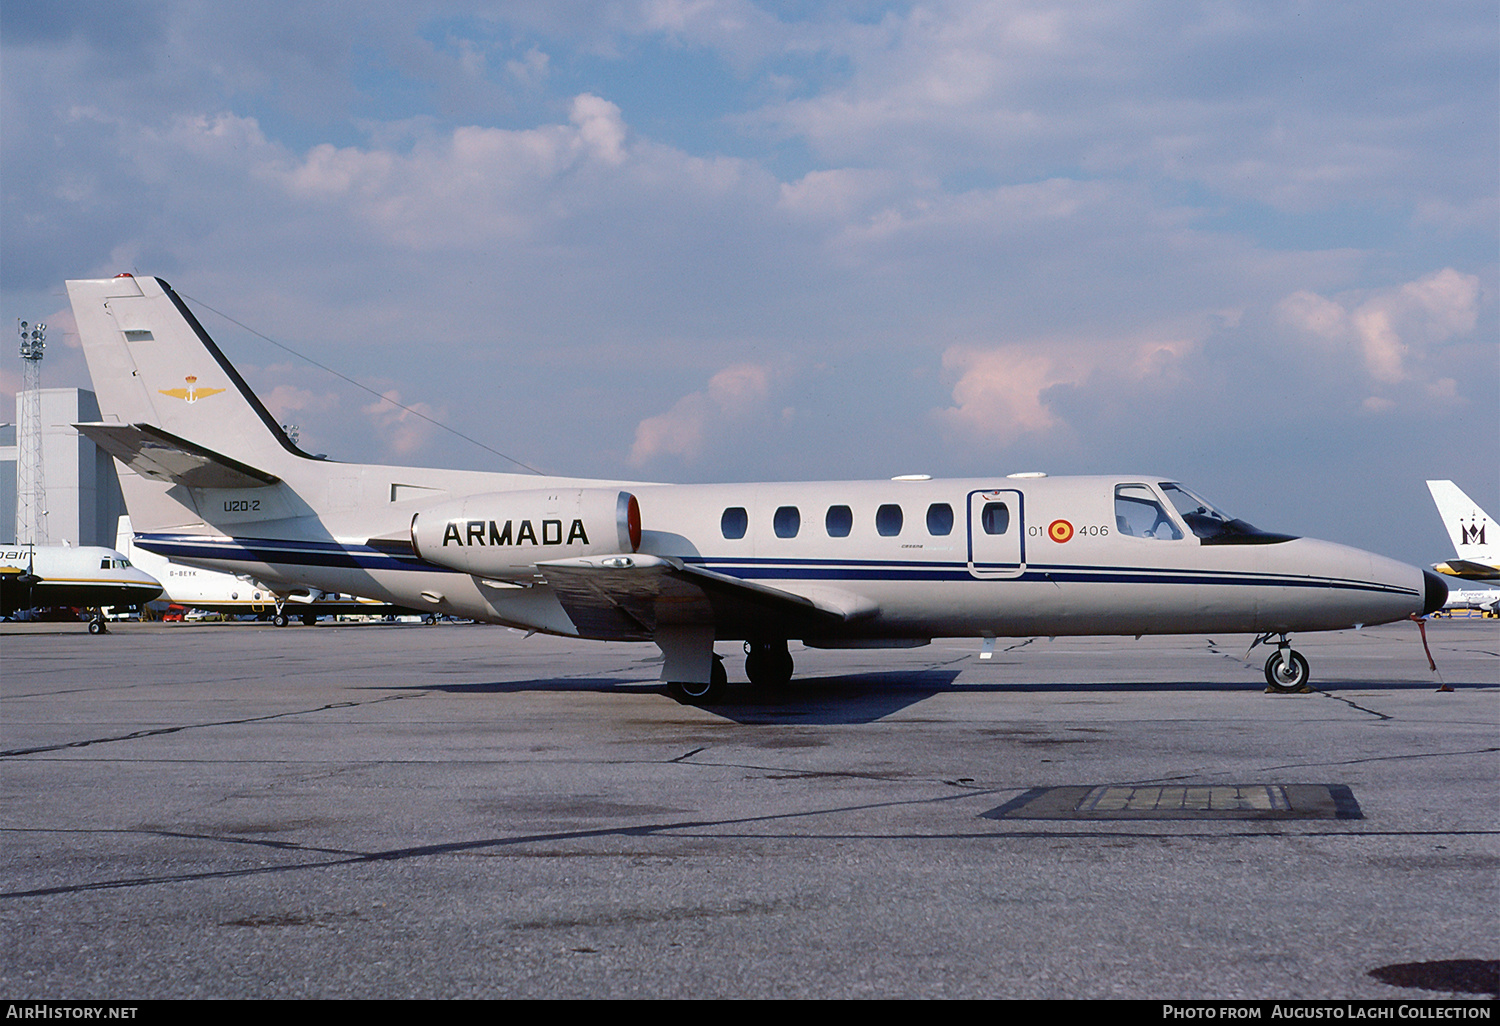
[136,535,1418,598]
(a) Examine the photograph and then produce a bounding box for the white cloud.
[629,362,771,465]
[506,46,550,90]
[1276,268,1482,388]
[362,389,442,458]
[937,346,1074,445]
[569,93,629,166]
[936,326,1205,449]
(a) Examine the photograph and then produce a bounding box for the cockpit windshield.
[1160,484,1233,525]
[1158,483,1297,545]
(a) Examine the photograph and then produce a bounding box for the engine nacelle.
[411,488,641,578]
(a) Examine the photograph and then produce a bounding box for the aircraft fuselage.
[128,468,1433,643]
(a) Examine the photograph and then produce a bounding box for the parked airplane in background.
[0,542,162,632]
[1434,582,1500,617]
[66,274,1446,700]
[1426,480,1498,581]
[115,516,421,625]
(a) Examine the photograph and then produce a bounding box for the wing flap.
[76,422,280,489]
[536,554,871,640]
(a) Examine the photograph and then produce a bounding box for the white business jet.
[66,274,1445,700]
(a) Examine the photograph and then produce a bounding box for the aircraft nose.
[1422,570,1449,616]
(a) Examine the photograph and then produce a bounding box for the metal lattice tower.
[17,319,48,547]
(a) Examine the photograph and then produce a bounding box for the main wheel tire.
[301,613,318,626]
[745,641,794,688]
[669,655,728,704]
[1264,650,1310,693]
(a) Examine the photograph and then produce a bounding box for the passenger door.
[967,489,1024,578]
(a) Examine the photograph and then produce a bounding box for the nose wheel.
[1262,639,1311,693]
[1250,632,1312,693]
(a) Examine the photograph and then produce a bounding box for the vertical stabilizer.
[1426,480,1496,562]
[66,275,304,469]
[67,275,310,533]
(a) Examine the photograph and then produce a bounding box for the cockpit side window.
[1114,484,1183,540]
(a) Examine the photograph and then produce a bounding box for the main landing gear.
[744,639,794,689]
[666,640,798,705]
[1256,633,1311,693]
[668,655,728,704]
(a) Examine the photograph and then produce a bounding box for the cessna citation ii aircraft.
[66,274,1447,701]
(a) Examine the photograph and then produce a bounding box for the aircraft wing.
[536,554,871,641]
[75,422,280,489]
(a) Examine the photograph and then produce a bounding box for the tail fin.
[67,275,311,531]
[1426,480,1496,562]
[67,275,305,467]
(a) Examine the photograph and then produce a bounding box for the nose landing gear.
[1254,633,1311,693]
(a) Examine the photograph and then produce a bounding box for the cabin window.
[721,507,748,540]
[876,503,903,537]
[926,503,954,536]
[826,505,853,538]
[1114,485,1183,540]
[774,506,801,538]
[980,502,1010,535]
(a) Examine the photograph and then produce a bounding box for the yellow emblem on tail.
[158,375,226,404]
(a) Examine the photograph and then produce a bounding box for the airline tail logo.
[159,375,226,404]
[1458,520,1486,547]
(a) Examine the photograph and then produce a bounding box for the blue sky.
[2,0,1495,566]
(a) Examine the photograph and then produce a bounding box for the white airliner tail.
[1425,480,1498,579]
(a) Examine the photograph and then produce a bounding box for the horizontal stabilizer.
[1434,559,1500,581]
[76,422,281,489]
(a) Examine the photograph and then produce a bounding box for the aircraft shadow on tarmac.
[373,670,1461,725]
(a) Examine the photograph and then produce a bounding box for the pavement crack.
[1315,689,1394,720]
[0,692,426,758]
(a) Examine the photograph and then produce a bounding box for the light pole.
[18,319,47,547]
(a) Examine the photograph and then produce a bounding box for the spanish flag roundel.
[1048,519,1074,543]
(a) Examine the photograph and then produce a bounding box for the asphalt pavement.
[1,618,1495,999]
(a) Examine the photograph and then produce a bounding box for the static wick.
[1408,614,1450,691]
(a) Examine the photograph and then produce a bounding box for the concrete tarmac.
[1,619,1496,999]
